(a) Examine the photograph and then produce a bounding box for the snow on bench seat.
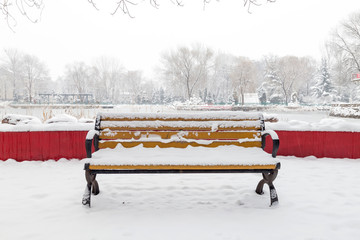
[86,145,279,170]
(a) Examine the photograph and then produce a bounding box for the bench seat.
[85,145,280,171]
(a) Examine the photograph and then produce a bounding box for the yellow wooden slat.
[99,131,261,140]
[89,164,277,170]
[100,126,261,131]
[99,141,261,149]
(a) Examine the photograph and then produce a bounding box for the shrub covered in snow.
[329,106,360,119]
[1,114,42,125]
[45,114,78,124]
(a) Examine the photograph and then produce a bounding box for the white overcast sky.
[1,0,360,80]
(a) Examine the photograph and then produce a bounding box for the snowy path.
[1,157,360,240]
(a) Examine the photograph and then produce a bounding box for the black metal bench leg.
[255,176,266,195]
[255,170,279,206]
[82,183,92,207]
[82,170,100,207]
[268,183,279,206]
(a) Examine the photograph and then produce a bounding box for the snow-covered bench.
[82,112,280,207]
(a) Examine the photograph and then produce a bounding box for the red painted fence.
[0,130,359,161]
[0,131,90,161]
[264,131,360,159]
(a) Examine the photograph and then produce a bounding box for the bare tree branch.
[111,0,137,18]
[149,0,160,9]
[87,0,99,11]
[244,0,275,14]
[1,0,276,29]
[1,0,17,32]
[202,0,211,10]
[15,0,43,23]
[170,0,183,7]
[334,30,360,72]
[1,0,43,30]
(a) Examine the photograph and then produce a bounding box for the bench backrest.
[95,112,265,149]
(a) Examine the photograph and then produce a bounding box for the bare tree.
[63,62,93,96]
[329,11,360,73]
[327,11,360,102]
[125,70,143,103]
[277,56,311,105]
[230,56,256,105]
[22,54,49,103]
[161,44,213,100]
[92,56,124,103]
[1,48,23,99]
[262,55,316,105]
[0,67,10,100]
[209,53,235,104]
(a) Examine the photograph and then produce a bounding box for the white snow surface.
[267,118,360,132]
[45,114,78,124]
[2,114,42,125]
[87,145,278,166]
[86,130,99,140]
[99,111,263,120]
[1,156,360,240]
[1,108,360,239]
[101,120,261,130]
[1,109,359,132]
[0,114,93,132]
[0,122,94,132]
[261,129,279,140]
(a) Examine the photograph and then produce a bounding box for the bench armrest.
[261,130,280,158]
[85,130,99,158]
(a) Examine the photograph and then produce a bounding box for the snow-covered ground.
[1,156,360,240]
[1,104,360,239]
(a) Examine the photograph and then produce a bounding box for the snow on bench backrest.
[97,112,263,122]
[95,111,264,149]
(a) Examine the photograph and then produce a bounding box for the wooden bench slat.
[88,164,278,170]
[100,126,261,131]
[99,131,261,140]
[98,141,262,149]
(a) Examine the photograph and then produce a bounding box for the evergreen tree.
[261,56,284,104]
[312,58,338,103]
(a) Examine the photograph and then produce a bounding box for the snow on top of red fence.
[267,118,360,132]
[0,114,94,132]
[0,122,94,132]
